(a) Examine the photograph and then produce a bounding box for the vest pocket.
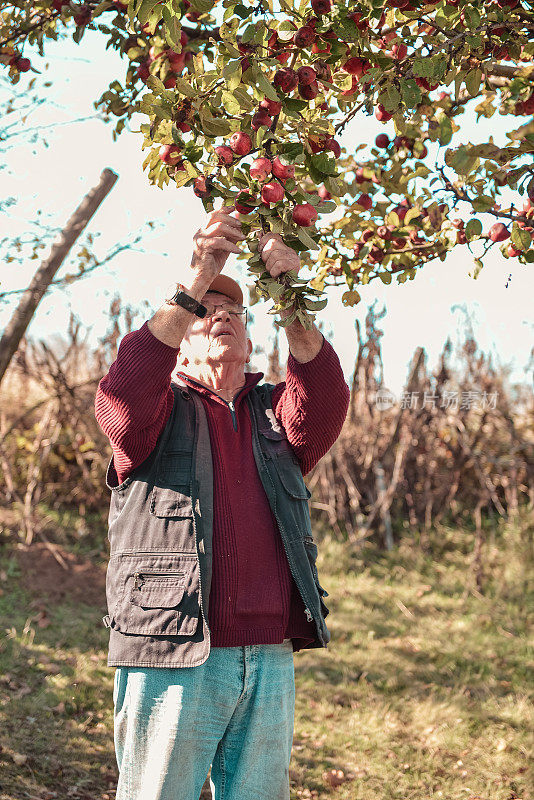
[109,555,200,637]
[303,539,330,598]
[275,455,312,500]
[150,451,194,518]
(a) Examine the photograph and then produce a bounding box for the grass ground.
[0,510,532,800]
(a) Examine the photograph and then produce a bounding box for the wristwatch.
[164,282,207,318]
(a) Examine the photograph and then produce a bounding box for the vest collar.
[174,370,264,409]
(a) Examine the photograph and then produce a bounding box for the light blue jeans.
[113,639,295,800]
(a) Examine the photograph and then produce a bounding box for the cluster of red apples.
[159,119,322,227]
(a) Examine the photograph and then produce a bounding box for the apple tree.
[1,0,533,326]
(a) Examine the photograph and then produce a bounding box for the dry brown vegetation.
[1,299,532,592]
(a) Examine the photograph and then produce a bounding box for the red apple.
[234,191,258,215]
[261,182,285,204]
[375,103,392,122]
[159,144,182,165]
[318,185,331,200]
[293,27,316,48]
[299,81,319,100]
[272,156,295,182]
[250,157,272,182]
[73,3,92,25]
[136,61,150,80]
[342,57,370,78]
[251,110,272,131]
[260,98,282,116]
[14,56,31,72]
[311,40,331,55]
[311,0,332,14]
[375,133,390,148]
[193,176,211,198]
[297,66,317,86]
[325,138,341,158]
[214,145,234,166]
[488,222,510,242]
[292,203,318,226]
[357,193,372,210]
[274,68,298,93]
[229,132,252,156]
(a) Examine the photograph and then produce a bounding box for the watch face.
[164,281,179,301]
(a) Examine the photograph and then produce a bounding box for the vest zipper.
[227,400,237,431]
[134,571,184,589]
[248,402,322,639]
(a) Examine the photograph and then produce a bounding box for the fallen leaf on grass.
[416,584,432,596]
[37,612,52,628]
[12,752,28,765]
[322,769,347,788]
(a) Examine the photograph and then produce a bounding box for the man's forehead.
[202,290,233,302]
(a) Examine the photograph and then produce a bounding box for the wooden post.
[0,168,119,387]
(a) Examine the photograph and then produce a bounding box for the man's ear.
[245,337,253,364]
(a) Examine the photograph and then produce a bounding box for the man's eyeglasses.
[203,301,248,324]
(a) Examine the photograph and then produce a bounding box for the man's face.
[178,291,253,370]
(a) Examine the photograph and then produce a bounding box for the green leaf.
[465,69,482,97]
[199,113,233,136]
[137,0,160,26]
[232,86,254,111]
[465,218,482,241]
[438,116,453,146]
[266,280,285,299]
[189,0,216,12]
[511,222,531,251]
[310,153,338,176]
[221,90,240,115]
[381,85,401,113]
[316,200,337,214]
[251,66,280,103]
[241,24,257,43]
[464,4,481,27]
[283,98,308,114]
[145,75,166,93]
[295,227,320,250]
[469,258,484,279]
[404,208,421,225]
[471,195,495,212]
[303,297,328,311]
[400,79,421,109]
[171,76,196,97]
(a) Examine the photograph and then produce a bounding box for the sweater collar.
[174,370,264,409]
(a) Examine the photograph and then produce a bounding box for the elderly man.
[95,204,349,800]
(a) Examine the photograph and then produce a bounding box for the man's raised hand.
[257,232,301,279]
[191,205,246,283]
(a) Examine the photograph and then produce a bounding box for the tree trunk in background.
[0,168,119,387]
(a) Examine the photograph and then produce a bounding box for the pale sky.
[1,22,532,398]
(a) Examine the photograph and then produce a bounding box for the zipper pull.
[134,572,143,590]
[304,608,313,622]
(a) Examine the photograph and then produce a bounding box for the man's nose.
[213,308,231,320]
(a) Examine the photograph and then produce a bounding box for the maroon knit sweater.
[95,321,349,652]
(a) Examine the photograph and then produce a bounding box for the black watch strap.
[165,283,207,318]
